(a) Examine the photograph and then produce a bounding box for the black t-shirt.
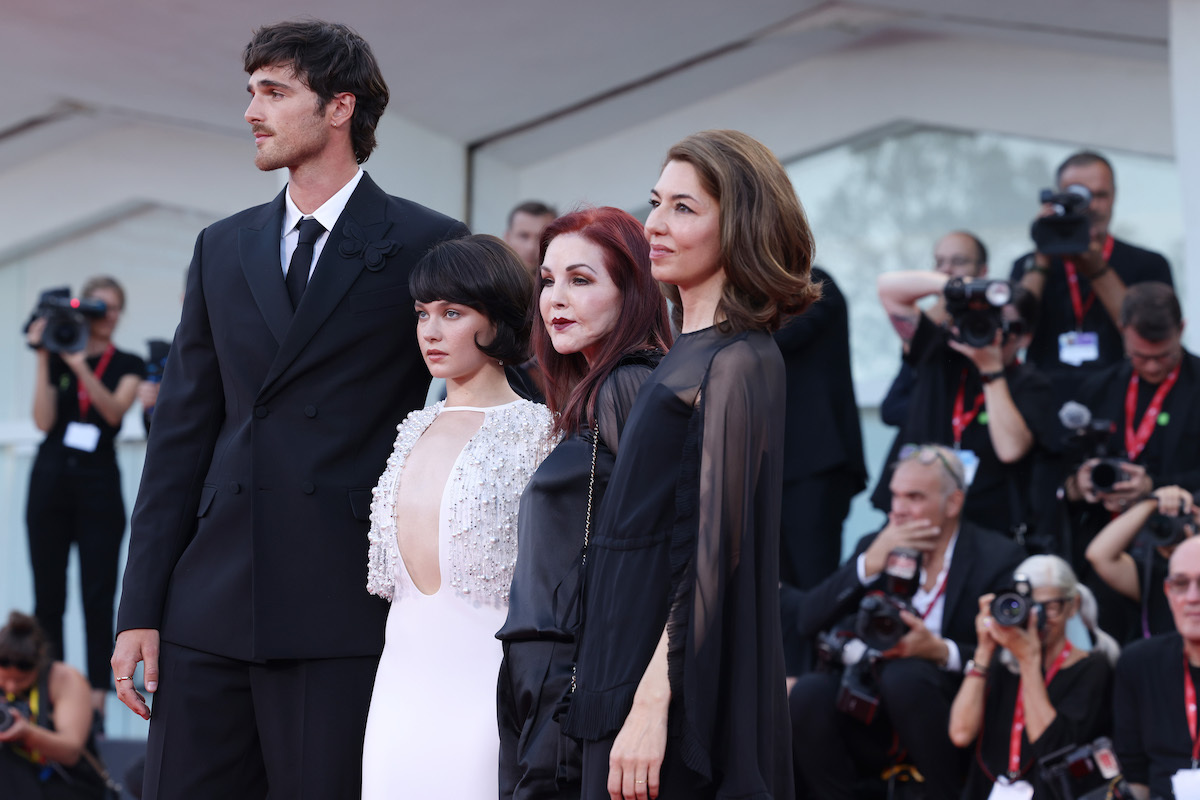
[42,346,146,455]
[1011,238,1172,406]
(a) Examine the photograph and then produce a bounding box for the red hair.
[533,207,673,436]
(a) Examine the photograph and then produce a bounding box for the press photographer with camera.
[24,276,145,723]
[0,611,114,798]
[1085,486,1198,639]
[1113,535,1200,799]
[1012,151,1172,406]
[872,268,1059,538]
[789,445,1025,799]
[948,555,1118,799]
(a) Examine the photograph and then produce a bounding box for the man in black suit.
[109,20,468,799]
[786,445,1025,799]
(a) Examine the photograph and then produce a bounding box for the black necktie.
[286,217,325,310]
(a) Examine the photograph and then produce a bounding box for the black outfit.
[563,327,793,800]
[870,314,1059,537]
[114,173,468,799]
[962,652,1113,800]
[497,354,660,800]
[1011,238,1172,406]
[880,362,917,428]
[1114,633,1198,798]
[787,523,1026,800]
[27,347,144,689]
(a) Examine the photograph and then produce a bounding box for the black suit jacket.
[780,521,1026,664]
[116,173,469,661]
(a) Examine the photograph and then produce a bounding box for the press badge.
[988,776,1034,800]
[958,449,980,487]
[1173,769,1200,796]
[1058,331,1099,366]
[63,421,101,452]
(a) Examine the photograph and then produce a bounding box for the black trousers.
[790,659,967,800]
[26,449,126,690]
[142,641,380,800]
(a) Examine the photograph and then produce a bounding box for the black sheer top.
[563,326,792,797]
[498,354,661,642]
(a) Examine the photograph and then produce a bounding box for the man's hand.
[1073,231,1110,280]
[1099,463,1153,513]
[1155,485,1194,517]
[111,629,160,720]
[882,609,949,664]
[946,328,1005,373]
[25,316,46,350]
[137,381,160,412]
[862,517,940,577]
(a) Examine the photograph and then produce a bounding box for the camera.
[943,277,1015,348]
[0,697,23,733]
[1144,511,1195,548]
[23,287,108,354]
[1058,402,1130,493]
[1038,737,1135,800]
[1032,183,1093,255]
[991,572,1046,630]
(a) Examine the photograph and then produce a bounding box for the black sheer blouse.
[563,327,792,798]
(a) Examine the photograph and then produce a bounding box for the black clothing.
[564,327,793,799]
[1011,238,1172,406]
[870,314,1059,537]
[1114,633,1197,798]
[962,652,1113,800]
[27,347,144,689]
[880,362,917,428]
[787,522,1026,799]
[498,357,658,800]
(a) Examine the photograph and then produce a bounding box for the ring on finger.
[115,676,133,682]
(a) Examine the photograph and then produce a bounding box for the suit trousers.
[26,450,126,690]
[142,641,380,800]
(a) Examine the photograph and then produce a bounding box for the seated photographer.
[789,445,1025,799]
[1114,535,1200,799]
[1085,486,1198,639]
[1011,150,1173,407]
[872,268,1058,538]
[0,611,110,799]
[949,555,1118,800]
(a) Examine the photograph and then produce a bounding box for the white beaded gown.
[362,398,554,799]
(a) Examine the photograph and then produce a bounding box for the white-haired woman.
[949,554,1119,799]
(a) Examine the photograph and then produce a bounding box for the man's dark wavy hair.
[244,19,389,164]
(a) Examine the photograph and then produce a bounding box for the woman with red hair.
[498,206,673,799]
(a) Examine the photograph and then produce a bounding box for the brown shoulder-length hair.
[534,207,673,437]
[661,130,819,332]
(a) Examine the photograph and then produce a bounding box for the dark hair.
[952,230,988,267]
[82,275,126,310]
[1120,281,1182,341]
[0,611,49,672]
[534,207,673,436]
[243,20,389,165]
[660,130,819,333]
[1056,150,1115,189]
[507,201,558,231]
[410,235,533,365]
[1010,285,1038,331]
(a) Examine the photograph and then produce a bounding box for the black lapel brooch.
[339,222,400,271]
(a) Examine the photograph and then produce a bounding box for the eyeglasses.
[935,256,979,269]
[0,657,36,672]
[1166,575,1200,596]
[1037,596,1073,619]
[898,444,964,490]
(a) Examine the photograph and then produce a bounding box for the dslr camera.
[1032,184,1093,255]
[23,287,107,354]
[1038,737,1135,800]
[817,549,923,724]
[1144,510,1196,548]
[991,572,1044,630]
[1058,402,1130,493]
[943,277,1016,348]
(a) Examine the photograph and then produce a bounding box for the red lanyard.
[1008,642,1073,776]
[1063,236,1115,330]
[917,570,949,621]
[1124,366,1179,461]
[1185,653,1200,766]
[952,370,985,448]
[77,344,116,420]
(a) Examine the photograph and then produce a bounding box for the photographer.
[1114,535,1200,799]
[949,555,1118,799]
[0,611,111,798]
[873,269,1059,538]
[789,446,1025,799]
[1085,486,1198,639]
[1012,151,1172,406]
[25,276,144,722]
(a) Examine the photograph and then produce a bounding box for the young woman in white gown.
[361,234,555,798]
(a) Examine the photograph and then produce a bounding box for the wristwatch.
[964,659,989,679]
[979,369,1005,384]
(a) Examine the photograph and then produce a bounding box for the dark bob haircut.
[534,207,673,436]
[0,611,50,674]
[410,234,534,365]
[243,19,389,165]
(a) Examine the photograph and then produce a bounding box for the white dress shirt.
[280,168,365,279]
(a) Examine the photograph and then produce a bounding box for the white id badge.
[958,449,980,487]
[1172,768,1200,797]
[987,776,1034,800]
[1058,331,1100,366]
[63,421,101,452]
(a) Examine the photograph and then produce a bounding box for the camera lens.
[991,592,1029,627]
[1090,462,1119,492]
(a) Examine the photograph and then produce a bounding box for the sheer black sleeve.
[594,361,655,458]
